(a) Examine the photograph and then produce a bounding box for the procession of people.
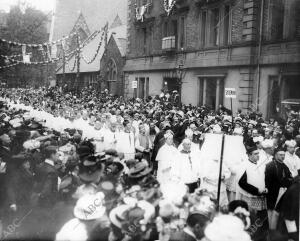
[0,86,299,241]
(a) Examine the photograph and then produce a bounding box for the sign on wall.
[225,88,237,99]
[132,80,138,89]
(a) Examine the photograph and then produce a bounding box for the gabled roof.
[50,0,127,42]
[71,13,91,37]
[108,24,127,57]
[56,21,127,74]
[56,29,106,74]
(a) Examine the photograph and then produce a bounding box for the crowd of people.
[0,86,299,241]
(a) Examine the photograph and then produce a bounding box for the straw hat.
[73,192,106,220]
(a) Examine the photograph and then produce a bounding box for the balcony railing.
[162,36,176,52]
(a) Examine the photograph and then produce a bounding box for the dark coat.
[265,160,293,210]
[33,161,58,208]
[6,165,34,207]
[169,230,197,241]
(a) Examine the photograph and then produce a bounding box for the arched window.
[107,59,117,81]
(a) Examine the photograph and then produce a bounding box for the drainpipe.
[256,0,265,111]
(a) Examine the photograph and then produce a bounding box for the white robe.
[176,150,201,184]
[156,144,180,185]
[116,131,135,160]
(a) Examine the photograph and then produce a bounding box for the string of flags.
[81,29,106,65]
[0,23,108,70]
[163,0,176,15]
[0,63,19,70]
[66,56,77,72]
[0,32,77,49]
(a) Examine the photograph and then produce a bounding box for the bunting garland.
[163,0,176,15]
[0,24,108,70]
[0,63,19,70]
[80,29,106,64]
[0,32,77,49]
[66,55,77,72]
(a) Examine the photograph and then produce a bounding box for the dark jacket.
[169,230,197,241]
[6,165,34,207]
[33,161,58,207]
[265,160,293,210]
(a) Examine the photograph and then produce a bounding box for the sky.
[0,0,55,13]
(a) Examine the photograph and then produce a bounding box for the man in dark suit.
[33,145,60,208]
[265,148,293,229]
[30,145,60,239]
[169,212,210,241]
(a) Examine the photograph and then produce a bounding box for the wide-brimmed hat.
[204,215,251,241]
[128,159,152,178]
[78,163,102,184]
[109,200,155,230]
[23,139,41,150]
[73,192,106,220]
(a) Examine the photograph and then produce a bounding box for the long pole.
[217,134,225,210]
[231,97,233,127]
[76,32,80,94]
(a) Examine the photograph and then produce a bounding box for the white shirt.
[284,151,300,177]
[45,159,61,191]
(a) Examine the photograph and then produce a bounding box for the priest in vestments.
[156,130,180,185]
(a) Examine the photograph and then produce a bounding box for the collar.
[183,227,197,240]
[45,159,54,166]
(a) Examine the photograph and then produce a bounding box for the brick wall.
[127,0,247,59]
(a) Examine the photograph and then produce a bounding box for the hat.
[261,139,274,149]
[246,145,258,155]
[78,163,102,184]
[205,215,251,241]
[72,183,98,199]
[128,159,152,178]
[73,192,106,220]
[185,128,193,137]
[285,140,297,148]
[109,200,155,230]
[158,200,178,218]
[77,145,94,159]
[164,130,174,139]
[212,124,222,133]
[23,139,41,150]
[105,149,118,157]
[253,136,264,143]
[82,155,98,167]
[274,147,286,154]
[233,128,243,135]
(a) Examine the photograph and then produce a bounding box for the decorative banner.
[22,45,26,56]
[23,55,31,64]
[51,44,57,59]
[163,0,176,15]
[46,44,52,61]
[135,4,148,22]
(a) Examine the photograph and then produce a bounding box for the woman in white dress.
[155,130,180,185]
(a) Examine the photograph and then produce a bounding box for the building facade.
[50,0,127,92]
[123,0,300,118]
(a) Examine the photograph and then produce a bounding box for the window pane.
[179,17,185,49]
[224,5,230,45]
[201,11,207,46]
